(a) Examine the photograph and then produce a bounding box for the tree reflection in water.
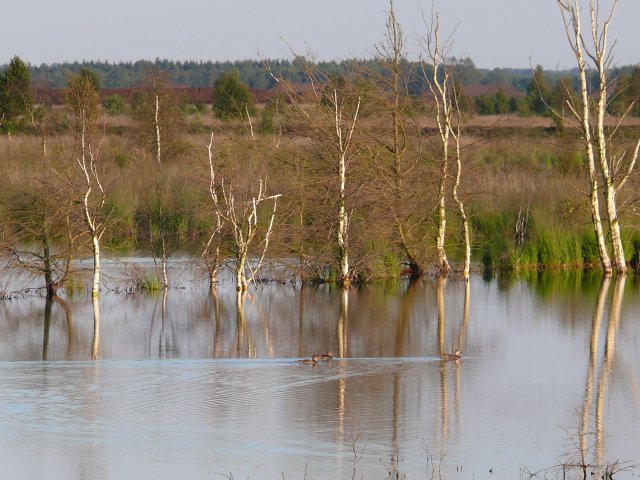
[42,295,74,360]
[435,276,470,450]
[535,275,634,479]
[91,295,100,360]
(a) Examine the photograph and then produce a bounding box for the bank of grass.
[476,209,581,272]
[474,207,640,273]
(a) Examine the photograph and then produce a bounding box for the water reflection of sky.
[0,273,638,479]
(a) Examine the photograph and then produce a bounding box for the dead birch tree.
[450,87,471,280]
[218,177,280,292]
[556,0,638,275]
[202,132,225,289]
[421,12,470,277]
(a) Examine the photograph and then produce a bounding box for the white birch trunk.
[452,131,470,280]
[155,93,161,165]
[424,15,451,276]
[589,1,626,274]
[161,236,169,289]
[221,179,280,292]
[333,91,360,287]
[91,233,100,297]
[558,0,612,275]
[436,137,449,274]
[205,133,223,286]
[333,88,360,287]
[78,109,101,298]
[245,104,255,141]
[236,249,247,292]
[338,150,349,287]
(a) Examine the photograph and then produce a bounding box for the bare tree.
[556,0,638,275]
[450,84,471,280]
[221,178,280,291]
[421,11,470,278]
[205,143,280,293]
[202,132,225,289]
[133,69,187,288]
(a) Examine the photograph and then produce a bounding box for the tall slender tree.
[556,0,637,275]
[420,11,470,278]
[63,73,106,297]
[371,0,426,279]
[0,55,32,134]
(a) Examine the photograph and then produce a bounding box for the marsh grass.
[1,123,639,285]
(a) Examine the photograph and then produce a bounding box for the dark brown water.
[0,267,639,479]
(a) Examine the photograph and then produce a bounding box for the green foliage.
[212,71,256,119]
[131,91,144,112]
[609,66,640,116]
[0,55,33,133]
[65,73,102,134]
[113,149,130,168]
[473,207,598,273]
[139,276,162,292]
[525,65,551,116]
[549,76,578,117]
[188,116,207,134]
[132,70,187,163]
[474,88,518,115]
[103,94,127,115]
[260,100,276,134]
[360,239,403,280]
[78,67,101,92]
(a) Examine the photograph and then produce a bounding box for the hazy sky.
[2,0,639,69]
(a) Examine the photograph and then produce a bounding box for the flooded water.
[0,267,639,479]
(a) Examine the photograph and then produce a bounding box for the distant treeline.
[2,57,640,117]
[5,57,632,92]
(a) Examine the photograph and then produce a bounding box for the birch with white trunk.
[265,57,362,287]
[556,0,638,275]
[218,177,280,292]
[63,74,106,298]
[421,13,470,277]
[202,132,225,288]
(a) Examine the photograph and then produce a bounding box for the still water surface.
[0,269,639,479]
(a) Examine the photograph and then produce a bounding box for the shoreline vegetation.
[1,2,639,297]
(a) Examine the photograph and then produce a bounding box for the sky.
[1,0,639,70]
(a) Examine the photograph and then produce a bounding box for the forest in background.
[6,57,540,90]
[2,58,638,118]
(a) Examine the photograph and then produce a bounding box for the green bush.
[102,94,128,115]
